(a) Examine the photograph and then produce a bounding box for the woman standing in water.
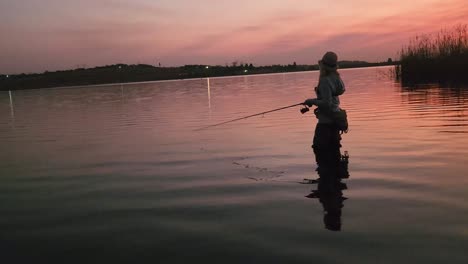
[304,51,346,160]
[303,51,348,231]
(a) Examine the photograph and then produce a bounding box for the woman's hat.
[319,51,338,69]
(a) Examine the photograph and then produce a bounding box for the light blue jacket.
[309,74,345,124]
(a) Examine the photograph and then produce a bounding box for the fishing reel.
[300,106,310,114]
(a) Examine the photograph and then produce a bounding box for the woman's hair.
[319,66,339,77]
[318,66,339,89]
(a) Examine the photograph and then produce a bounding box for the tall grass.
[396,24,468,85]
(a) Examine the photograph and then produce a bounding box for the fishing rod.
[195,102,309,131]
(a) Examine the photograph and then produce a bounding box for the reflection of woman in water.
[305,146,349,231]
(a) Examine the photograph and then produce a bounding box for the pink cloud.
[1,0,467,73]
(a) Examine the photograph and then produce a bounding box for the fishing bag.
[331,109,348,134]
[313,108,348,133]
[326,77,348,133]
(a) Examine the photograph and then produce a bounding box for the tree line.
[0,60,397,91]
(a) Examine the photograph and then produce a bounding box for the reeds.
[396,24,468,85]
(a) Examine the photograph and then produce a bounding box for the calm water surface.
[1,67,468,263]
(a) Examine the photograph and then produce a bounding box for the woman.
[304,51,346,157]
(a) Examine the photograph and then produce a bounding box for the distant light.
[6,75,9,78]
[205,66,209,69]
[244,70,248,73]
[118,66,122,69]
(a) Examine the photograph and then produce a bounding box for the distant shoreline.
[0,61,397,91]
[11,65,395,92]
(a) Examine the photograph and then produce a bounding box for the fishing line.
[194,102,308,131]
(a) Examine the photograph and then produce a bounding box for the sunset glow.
[1,0,467,73]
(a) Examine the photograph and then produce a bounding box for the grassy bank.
[396,24,468,85]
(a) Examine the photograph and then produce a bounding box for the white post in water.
[207,77,211,110]
[9,90,15,121]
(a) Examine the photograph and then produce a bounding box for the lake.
[1,66,468,263]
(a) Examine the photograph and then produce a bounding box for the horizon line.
[1,59,396,76]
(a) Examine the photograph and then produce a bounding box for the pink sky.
[0,0,467,74]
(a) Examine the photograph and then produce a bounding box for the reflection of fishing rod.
[195,102,309,131]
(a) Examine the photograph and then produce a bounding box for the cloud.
[166,10,320,58]
[236,0,468,63]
